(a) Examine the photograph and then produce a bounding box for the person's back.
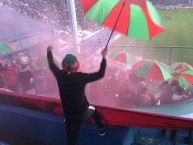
[54,71,90,116]
[48,54,106,117]
[2,65,18,91]
[19,67,34,93]
[159,81,173,105]
[0,73,4,88]
[47,46,107,145]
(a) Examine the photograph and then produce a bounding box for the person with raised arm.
[47,46,108,145]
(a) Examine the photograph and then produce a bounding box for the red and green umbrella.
[0,42,16,51]
[108,51,136,65]
[169,62,193,72]
[34,55,62,68]
[80,0,165,44]
[131,60,171,81]
[171,68,193,86]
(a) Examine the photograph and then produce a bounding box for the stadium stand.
[150,0,193,9]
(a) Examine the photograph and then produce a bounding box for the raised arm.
[82,47,108,83]
[47,46,60,75]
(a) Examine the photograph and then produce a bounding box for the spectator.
[18,64,35,95]
[170,80,190,103]
[158,81,173,105]
[2,64,19,92]
[0,63,5,88]
[33,68,48,95]
[118,73,144,107]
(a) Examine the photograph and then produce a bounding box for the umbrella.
[0,42,16,51]
[171,68,193,86]
[80,0,166,47]
[34,55,62,68]
[131,60,172,81]
[169,62,193,72]
[108,51,136,65]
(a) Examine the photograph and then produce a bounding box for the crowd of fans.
[86,62,193,108]
[0,0,193,106]
[0,0,192,41]
[0,52,193,108]
[150,0,193,9]
[0,0,69,28]
[0,60,58,96]
[0,0,101,43]
[0,1,192,144]
[1,0,192,25]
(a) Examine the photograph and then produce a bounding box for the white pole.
[66,0,80,53]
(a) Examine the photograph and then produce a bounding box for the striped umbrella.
[131,60,172,81]
[169,62,193,72]
[80,0,165,45]
[0,42,16,51]
[171,68,193,86]
[108,51,136,65]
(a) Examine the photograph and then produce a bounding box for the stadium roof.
[0,6,53,42]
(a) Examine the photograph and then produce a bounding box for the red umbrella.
[131,60,171,81]
[171,68,193,86]
[80,0,166,47]
[108,51,137,65]
[169,62,193,72]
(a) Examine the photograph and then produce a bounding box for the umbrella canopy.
[169,62,193,72]
[34,55,62,68]
[131,60,172,81]
[108,51,136,65]
[0,42,16,51]
[80,0,165,41]
[171,68,193,86]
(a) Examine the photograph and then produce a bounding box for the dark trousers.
[65,109,104,145]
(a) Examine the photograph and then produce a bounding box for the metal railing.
[63,44,193,66]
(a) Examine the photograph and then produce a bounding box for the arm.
[47,46,60,75]
[83,58,106,83]
[82,47,107,83]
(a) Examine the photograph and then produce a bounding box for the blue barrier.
[0,104,134,145]
[0,141,9,145]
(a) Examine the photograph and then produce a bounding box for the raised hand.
[101,47,108,58]
[47,45,53,51]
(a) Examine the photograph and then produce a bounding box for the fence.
[75,44,193,66]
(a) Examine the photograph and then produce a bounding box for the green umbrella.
[131,60,172,81]
[80,0,166,47]
[169,62,193,72]
[0,42,16,51]
[171,68,193,86]
[108,51,136,65]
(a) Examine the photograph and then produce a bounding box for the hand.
[47,45,53,51]
[101,47,108,58]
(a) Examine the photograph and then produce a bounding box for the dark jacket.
[18,70,34,92]
[159,88,173,105]
[47,50,106,116]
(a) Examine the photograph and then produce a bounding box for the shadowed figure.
[47,46,108,145]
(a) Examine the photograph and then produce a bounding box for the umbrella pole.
[105,2,126,49]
